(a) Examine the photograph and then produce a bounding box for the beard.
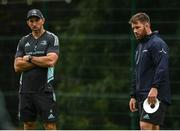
[31,26,42,34]
[135,27,147,40]
[31,27,39,31]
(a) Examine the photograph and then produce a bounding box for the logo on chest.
[40,40,47,46]
[25,42,30,47]
[25,40,47,55]
[142,49,148,53]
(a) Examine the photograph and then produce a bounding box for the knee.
[24,122,35,130]
[140,121,153,130]
[44,123,56,130]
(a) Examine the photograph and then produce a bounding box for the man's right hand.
[129,98,138,112]
[14,57,36,73]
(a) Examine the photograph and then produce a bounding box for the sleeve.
[130,69,136,98]
[130,47,138,98]
[150,40,169,88]
[15,37,25,58]
[47,34,59,55]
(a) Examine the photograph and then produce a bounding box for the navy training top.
[131,31,171,105]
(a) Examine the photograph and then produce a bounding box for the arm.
[129,61,137,112]
[129,98,138,112]
[30,52,59,68]
[130,46,140,99]
[14,57,36,73]
[14,36,36,73]
[148,40,169,104]
[22,33,59,68]
[29,33,60,68]
[130,69,136,99]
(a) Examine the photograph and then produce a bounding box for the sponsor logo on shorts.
[143,114,150,120]
[48,109,55,119]
[48,114,55,119]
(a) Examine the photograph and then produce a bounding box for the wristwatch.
[27,55,32,63]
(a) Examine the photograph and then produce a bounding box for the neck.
[146,29,152,35]
[32,28,45,39]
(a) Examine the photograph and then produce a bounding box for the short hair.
[128,12,150,24]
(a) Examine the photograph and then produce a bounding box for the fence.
[0,0,180,129]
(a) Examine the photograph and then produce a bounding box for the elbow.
[14,68,20,73]
[14,66,21,73]
[14,65,18,72]
[14,68,18,72]
[46,54,59,67]
[14,60,20,72]
[47,58,58,67]
[14,68,19,73]
[47,61,56,67]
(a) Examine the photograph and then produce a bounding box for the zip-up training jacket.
[131,31,171,105]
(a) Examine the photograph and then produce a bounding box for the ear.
[26,20,29,26]
[145,23,148,28]
[42,18,45,24]
[145,23,150,28]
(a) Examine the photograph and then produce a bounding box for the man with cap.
[14,9,59,130]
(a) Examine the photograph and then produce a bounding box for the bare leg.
[153,125,160,130]
[24,122,36,130]
[44,122,56,130]
[140,121,153,130]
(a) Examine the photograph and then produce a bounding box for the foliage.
[0,0,180,129]
[55,0,133,129]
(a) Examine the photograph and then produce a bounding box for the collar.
[138,31,159,43]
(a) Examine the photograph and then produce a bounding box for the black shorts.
[138,101,167,125]
[137,100,167,125]
[18,92,58,123]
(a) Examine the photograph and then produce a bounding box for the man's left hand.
[23,55,31,62]
[147,87,158,105]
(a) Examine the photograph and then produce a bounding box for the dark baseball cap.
[27,9,44,20]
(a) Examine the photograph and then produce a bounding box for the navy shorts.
[18,92,58,123]
[137,100,167,125]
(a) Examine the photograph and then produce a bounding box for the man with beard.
[14,9,59,130]
[128,13,171,130]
